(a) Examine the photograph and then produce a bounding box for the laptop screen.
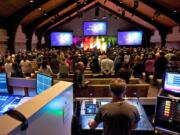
[0,73,9,94]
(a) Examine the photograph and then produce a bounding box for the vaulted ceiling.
[0,0,179,35]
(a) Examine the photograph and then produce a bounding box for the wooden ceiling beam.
[23,0,79,33]
[36,0,95,35]
[44,2,152,36]
[110,0,169,31]
[140,0,180,25]
[46,3,101,34]
[7,0,50,22]
[98,3,151,32]
[5,0,50,54]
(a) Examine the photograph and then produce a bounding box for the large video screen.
[84,22,107,36]
[36,73,53,94]
[163,72,180,94]
[0,73,8,94]
[118,31,143,46]
[50,32,73,46]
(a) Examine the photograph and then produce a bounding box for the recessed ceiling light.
[173,10,177,13]
[43,12,47,16]
[29,0,34,3]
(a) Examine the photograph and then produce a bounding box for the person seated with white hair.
[101,54,114,77]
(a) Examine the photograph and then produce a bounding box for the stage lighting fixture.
[77,1,81,5]
[43,12,47,16]
[77,11,83,18]
[114,16,118,19]
[55,14,60,18]
[173,10,177,13]
[122,10,125,17]
[104,0,108,4]
[154,11,161,17]
[51,19,55,23]
[173,8,178,13]
[133,0,139,9]
[29,0,34,3]
[83,0,87,5]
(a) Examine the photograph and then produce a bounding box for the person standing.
[88,78,140,135]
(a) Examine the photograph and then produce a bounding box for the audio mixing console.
[80,98,154,135]
[0,95,31,115]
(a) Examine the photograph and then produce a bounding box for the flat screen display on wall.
[84,22,107,36]
[118,31,143,46]
[50,32,73,46]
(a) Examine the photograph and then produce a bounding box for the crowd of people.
[0,47,179,86]
[0,47,179,135]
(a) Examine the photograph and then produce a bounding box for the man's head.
[109,78,127,98]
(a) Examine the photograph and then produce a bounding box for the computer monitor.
[36,73,53,94]
[0,73,9,94]
[155,96,180,133]
[163,72,180,94]
[85,104,97,114]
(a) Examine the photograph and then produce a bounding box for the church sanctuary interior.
[0,0,180,135]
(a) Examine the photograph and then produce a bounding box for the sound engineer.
[88,78,140,135]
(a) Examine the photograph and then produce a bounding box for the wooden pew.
[68,73,103,78]
[149,75,162,87]
[84,70,92,74]
[74,84,150,97]
[87,78,140,84]
[57,77,140,84]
